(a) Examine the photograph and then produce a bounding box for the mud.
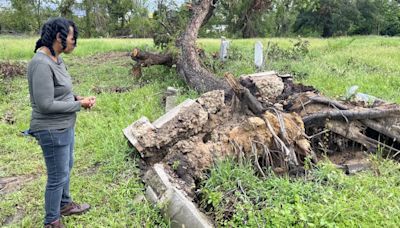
[0,175,36,195]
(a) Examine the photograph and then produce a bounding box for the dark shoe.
[60,202,90,216]
[44,219,64,228]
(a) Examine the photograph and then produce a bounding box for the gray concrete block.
[143,163,173,197]
[145,186,158,203]
[345,162,371,174]
[124,99,208,157]
[123,116,155,153]
[153,99,196,128]
[143,164,214,228]
[167,187,213,228]
[240,71,284,100]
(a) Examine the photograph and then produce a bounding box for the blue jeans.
[33,128,74,224]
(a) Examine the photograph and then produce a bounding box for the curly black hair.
[34,17,78,57]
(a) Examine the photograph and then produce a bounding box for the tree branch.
[303,108,400,125]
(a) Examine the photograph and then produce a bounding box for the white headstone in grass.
[254,41,263,69]
[219,37,230,61]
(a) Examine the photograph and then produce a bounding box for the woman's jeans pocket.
[33,128,72,147]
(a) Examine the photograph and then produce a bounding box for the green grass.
[196,36,400,103]
[0,37,154,60]
[201,158,400,227]
[1,35,400,226]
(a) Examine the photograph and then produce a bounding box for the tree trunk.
[130,48,175,67]
[84,0,92,37]
[175,0,232,98]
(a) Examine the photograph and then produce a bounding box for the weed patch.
[200,159,400,227]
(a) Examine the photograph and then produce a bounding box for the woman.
[27,17,94,227]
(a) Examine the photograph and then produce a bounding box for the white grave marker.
[219,37,230,61]
[254,41,263,69]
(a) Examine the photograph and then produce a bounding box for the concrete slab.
[123,116,155,153]
[153,99,196,128]
[124,99,208,156]
[240,71,284,100]
[143,164,214,228]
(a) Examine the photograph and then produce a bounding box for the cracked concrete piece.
[144,163,173,197]
[124,99,209,156]
[167,187,213,228]
[123,116,156,153]
[240,71,284,100]
[196,90,225,114]
[143,164,213,228]
[153,99,196,128]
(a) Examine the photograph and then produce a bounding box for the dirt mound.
[125,71,400,196]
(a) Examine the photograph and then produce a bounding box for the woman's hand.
[88,96,96,108]
[79,96,96,109]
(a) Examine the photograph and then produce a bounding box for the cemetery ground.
[1,36,400,226]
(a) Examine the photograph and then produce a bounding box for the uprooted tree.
[132,0,274,95]
[126,0,400,194]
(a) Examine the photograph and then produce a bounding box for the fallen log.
[361,119,400,143]
[130,48,176,67]
[303,108,400,125]
[130,48,176,77]
[327,120,400,156]
[289,93,400,144]
[309,96,349,110]
[288,93,400,161]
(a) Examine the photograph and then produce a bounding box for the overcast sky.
[0,0,10,8]
[0,0,186,11]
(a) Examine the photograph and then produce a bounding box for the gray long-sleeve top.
[27,52,81,131]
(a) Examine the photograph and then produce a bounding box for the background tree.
[152,0,190,48]
[217,0,272,38]
[294,0,360,37]
[126,1,153,38]
[1,0,400,37]
[9,0,36,32]
[58,0,75,18]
